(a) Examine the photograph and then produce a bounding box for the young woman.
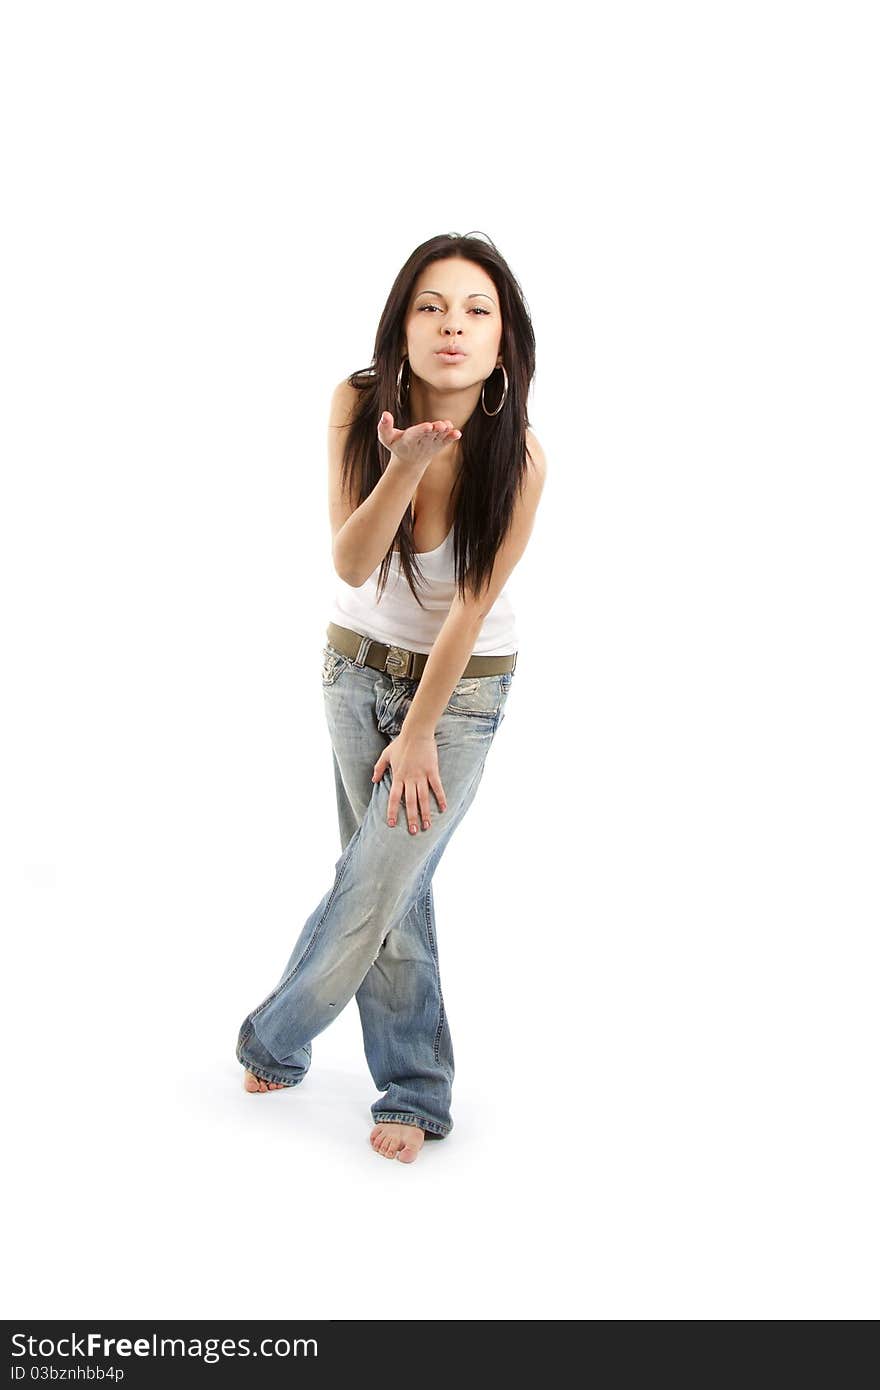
[235,231,546,1163]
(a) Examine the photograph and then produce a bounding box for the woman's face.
[403,258,503,400]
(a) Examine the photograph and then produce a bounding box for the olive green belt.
[326,621,517,680]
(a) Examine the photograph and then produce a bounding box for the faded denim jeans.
[235,639,514,1138]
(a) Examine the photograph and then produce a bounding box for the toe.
[243,1070,290,1093]
[396,1144,420,1163]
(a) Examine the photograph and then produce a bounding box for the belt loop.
[355,635,371,666]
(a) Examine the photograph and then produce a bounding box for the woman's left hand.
[372,731,447,833]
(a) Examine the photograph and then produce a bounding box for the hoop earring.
[396,357,410,411]
[481,363,508,416]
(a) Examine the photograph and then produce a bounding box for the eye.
[417,305,491,315]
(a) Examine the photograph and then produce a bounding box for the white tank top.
[327,526,518,655]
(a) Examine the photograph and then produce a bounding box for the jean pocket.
[444,673,507,721]
[496,671,513,725]
[321,643,350,687]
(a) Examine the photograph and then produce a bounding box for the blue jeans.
[235,639,514,1138]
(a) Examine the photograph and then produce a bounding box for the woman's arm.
[402,434,547,736]
[328,382,457,586]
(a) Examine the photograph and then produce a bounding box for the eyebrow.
[415,290,496,304]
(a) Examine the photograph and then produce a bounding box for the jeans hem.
[371,1110,451,1138]
[236,1053,305,1088]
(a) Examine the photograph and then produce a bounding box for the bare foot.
[243,1070,289,1093]
[369,1121,426,1163]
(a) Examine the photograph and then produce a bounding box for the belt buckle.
[385,644,411,677]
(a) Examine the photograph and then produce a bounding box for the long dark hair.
[338,231,537,608]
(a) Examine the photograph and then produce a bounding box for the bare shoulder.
[328,376,361,429]
[524,427,548,509]
[327,378,364,547]
[525,426,548,484]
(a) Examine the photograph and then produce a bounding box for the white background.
[2,1,877,1320]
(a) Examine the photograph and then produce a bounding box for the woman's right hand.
[377,411,461,468]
